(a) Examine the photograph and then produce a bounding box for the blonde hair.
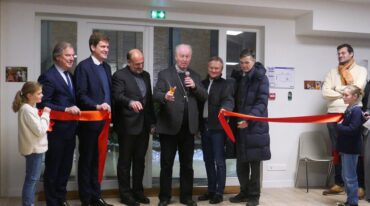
[344,85,363,100]
[12,81,42,112]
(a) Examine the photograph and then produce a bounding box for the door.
[82,23,153,189]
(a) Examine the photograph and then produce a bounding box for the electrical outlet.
[267,164,287,171]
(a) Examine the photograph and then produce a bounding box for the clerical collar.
[91,55,103,66]
[175,65,187,73]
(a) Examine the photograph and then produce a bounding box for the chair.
[295,131,333,192]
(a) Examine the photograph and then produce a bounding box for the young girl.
[12,81,50,206]
[337,85,364,206]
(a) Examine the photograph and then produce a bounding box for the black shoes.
[198,193,214,201]
[246,199,259,206]
[180,199,197,206]
[229,193,248,203]
[60,201,71,206]
[158,200,170,206]
[92,198,114,206]
[209,194,223,204]
[121,195,139,206]
[337,202,358,206]
[134,193,150,204]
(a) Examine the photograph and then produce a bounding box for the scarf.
[338,58,355,85]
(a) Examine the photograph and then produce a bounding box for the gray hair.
[175,44,192,56]
[52,41,73,62]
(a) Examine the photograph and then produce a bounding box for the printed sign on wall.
[267,67,295,89]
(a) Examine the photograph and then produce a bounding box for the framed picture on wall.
[6,66,27,82]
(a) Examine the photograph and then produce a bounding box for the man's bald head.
[127,49,144,74]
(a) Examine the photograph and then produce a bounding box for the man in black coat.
[197,56,234,204]
[153,44,208,206]
[229,50,270,206]
[112,49,156,206]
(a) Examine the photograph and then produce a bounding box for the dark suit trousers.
[237,160,261,201]
[77,121,104,203]
[44,127,76,206]
[117,131,149,198]
[159,124,194,202]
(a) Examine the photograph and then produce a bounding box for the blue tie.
[63,71,73,95]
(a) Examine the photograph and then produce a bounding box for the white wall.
[0,0,3,196]
[1,0,370,196]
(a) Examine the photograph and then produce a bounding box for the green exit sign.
[151,10,166,19]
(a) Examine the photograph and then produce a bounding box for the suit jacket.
[37,65,78,138]
[153,66,208,135]
[74,56,112,131]
[112,66,156,135]
[199,76,234,131]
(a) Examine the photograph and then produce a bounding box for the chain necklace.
[176,72,188,102]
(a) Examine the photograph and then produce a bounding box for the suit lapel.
[51,66,74,98]
[169,66,185,96]
[124,67,142,98]
[103,62,112,86]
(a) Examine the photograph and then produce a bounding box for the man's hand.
[129,101,143,113]
[237,120,248,129]
[96,103,111,112]
[165,91,175,102]
[65,106,81,115]
[184,76,196,89]
[364,112,370,120]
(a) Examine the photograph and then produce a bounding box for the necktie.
[63,71,73,95]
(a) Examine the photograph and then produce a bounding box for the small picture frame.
[304,80,323,90]
[6,66,27,82]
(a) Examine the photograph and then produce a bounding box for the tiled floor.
[2,188,370,206]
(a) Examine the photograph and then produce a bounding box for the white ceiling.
[4,0,370,19]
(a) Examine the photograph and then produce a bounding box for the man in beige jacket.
[322,43,367,197]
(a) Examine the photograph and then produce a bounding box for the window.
[226,31,256,79]
[41,20,77,73]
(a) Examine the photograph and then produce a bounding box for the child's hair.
[12,81,42,112]
[344,85,363,100]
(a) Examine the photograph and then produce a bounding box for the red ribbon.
[47,110,111,183]
[218,110,343,143]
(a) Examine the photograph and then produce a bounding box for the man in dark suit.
[153,44,208,206]
[74,32,113,206]
[38,42,80,206]
[112,49,156,206]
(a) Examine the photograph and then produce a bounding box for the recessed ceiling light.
[227,30,242,36]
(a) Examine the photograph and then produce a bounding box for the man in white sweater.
[322,43,367,196]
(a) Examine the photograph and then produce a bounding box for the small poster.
[304,80,323,90]
[6,66,27,82]
[267,67,295,89]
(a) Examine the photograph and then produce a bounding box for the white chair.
[295,131,333,192]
